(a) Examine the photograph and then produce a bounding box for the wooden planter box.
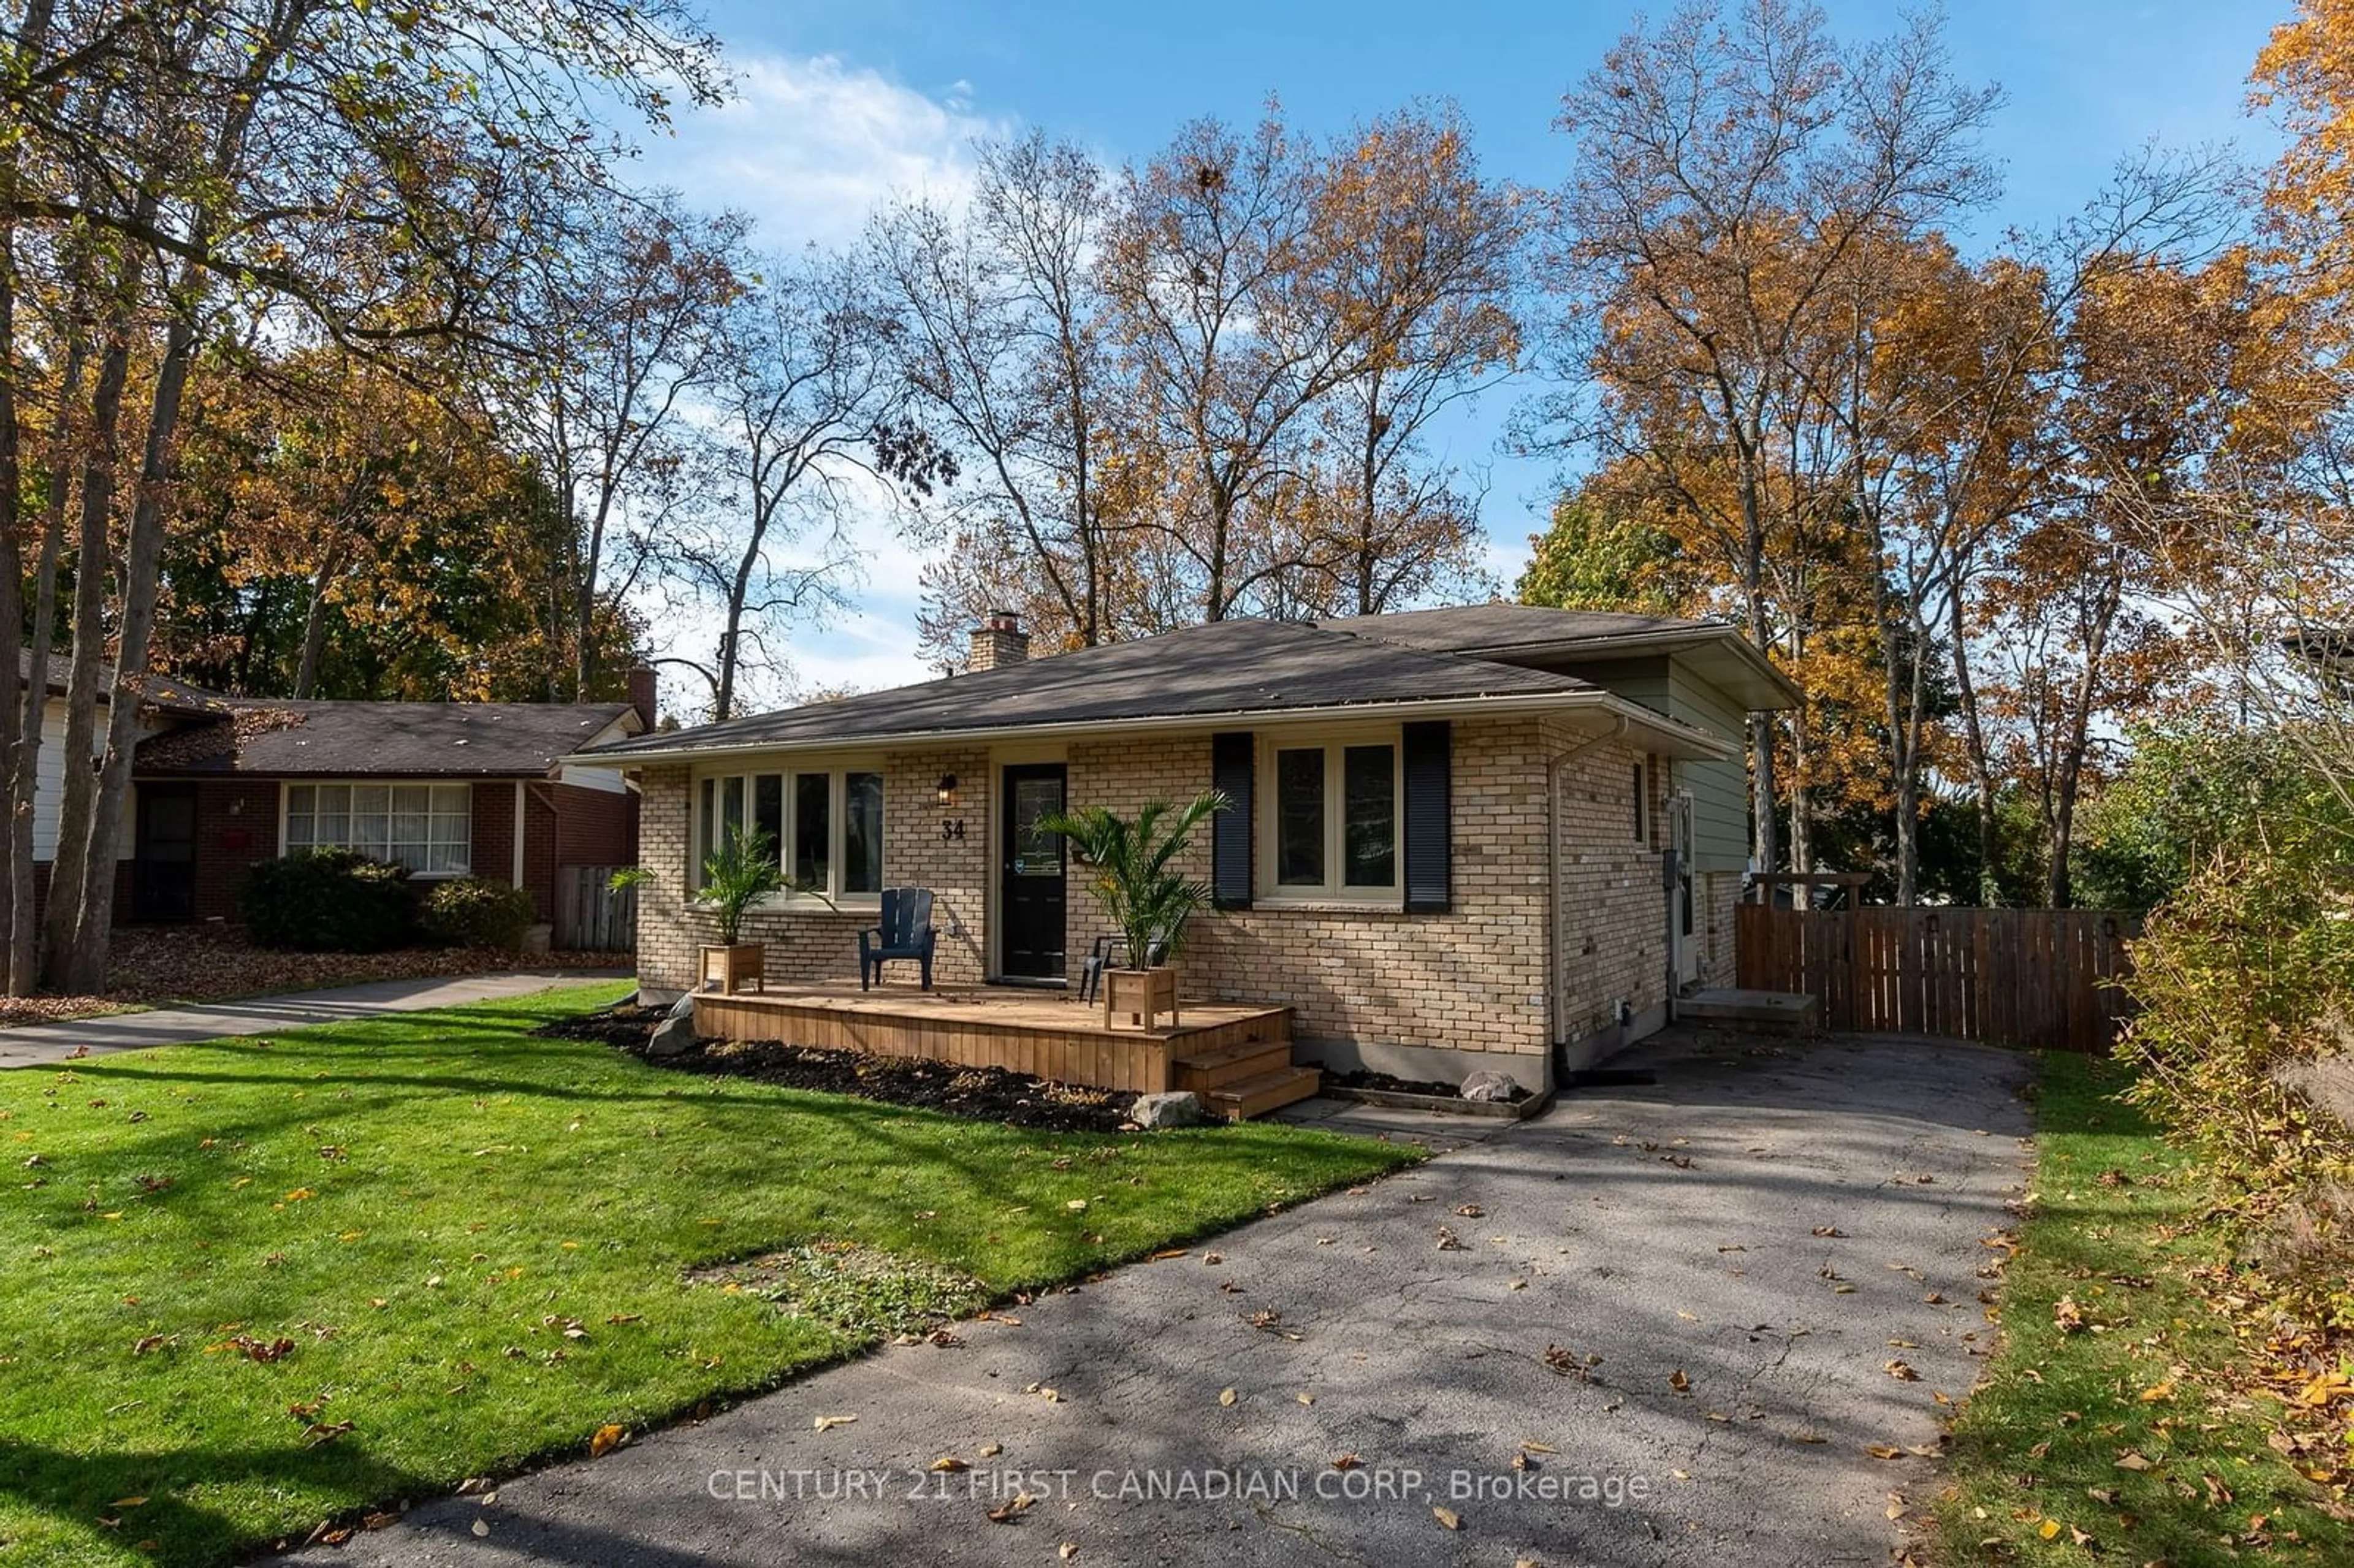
[701,943,766,995]
[1103,965,1179,1031]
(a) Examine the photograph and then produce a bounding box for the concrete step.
[1172,1038,1295,1092]
[1203,1065,1324,1121]
[1675,988,1819,1031]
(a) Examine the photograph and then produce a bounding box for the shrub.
[420,877,538,951]
[240,848,418,953]
[2117,842,2354,1213]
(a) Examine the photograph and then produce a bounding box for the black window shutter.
[1210,731,1254,910]
[1402,720,1452,913]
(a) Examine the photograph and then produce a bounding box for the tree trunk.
[1946,589,1999,905]
[54,305,201,992]
[293,536,346,698]
[40,292,146,984]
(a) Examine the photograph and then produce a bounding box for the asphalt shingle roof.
[137,700,636,777]
[587,617,1598,759]
[1324,604,1712,652]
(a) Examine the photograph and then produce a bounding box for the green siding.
[1666,663,1750,870]
[1552,652,1754,873]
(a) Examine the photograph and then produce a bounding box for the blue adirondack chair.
[859,888,938,991]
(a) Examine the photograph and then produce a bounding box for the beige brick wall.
[1543,717,1672,1049]
[634,716,1709,1064]
[1699,869,1741,989]
[634,747,991,995]
[1066,719,1554,1060]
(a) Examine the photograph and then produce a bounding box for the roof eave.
[587,689,1707,768]
[1446,626,1802,709]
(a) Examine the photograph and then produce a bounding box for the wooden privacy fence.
[1735,905,2143,1052]
[555,864,636,951]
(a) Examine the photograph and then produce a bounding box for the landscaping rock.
[647,1008,697,1059]
[1128,1090,1202,1129]
[1459,1069,1521,1103]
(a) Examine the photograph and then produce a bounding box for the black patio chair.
[1076,929,1169,1003]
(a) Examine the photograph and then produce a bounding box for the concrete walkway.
[0,969,630,1067]
[278,1029,2035,1568]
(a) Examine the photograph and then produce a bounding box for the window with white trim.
[695,766,883,904]
[1259,733,1400,902]
[284,782,472,874]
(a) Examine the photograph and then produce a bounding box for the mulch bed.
[554,1003,1137,1133]
[1324,1066,1531,1104]
[0,925,623,1030]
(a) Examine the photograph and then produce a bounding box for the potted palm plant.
[625,824,785,994]
[1041,790,1228,1030]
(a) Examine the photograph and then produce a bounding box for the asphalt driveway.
[280,1029,2034,1567]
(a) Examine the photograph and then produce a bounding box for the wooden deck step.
[1203,1065,1323,1121]
[1172,1038,1295,1092]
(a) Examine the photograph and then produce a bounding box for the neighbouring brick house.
[23,650,653,929]
[589,606,1797,1091]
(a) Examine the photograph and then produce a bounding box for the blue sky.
[634,1,2291,702]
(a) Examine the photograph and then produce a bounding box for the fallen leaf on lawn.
[2114,1452,2152,1472]
[110,1498,147,1509]
[590,1425,625,1458]
[2038,1519,2062,1541]
[1432,1506,1460,1531]
[1217,1388,1236,1407]
[931,1456,970,1472]
[2139,1382,2174,1402]
[284,1189,313,1202]
[1065,1200,1087,1211]
[812,1414,858,1432]
[131,1334,167,1356]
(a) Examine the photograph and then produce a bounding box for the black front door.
[133,783,199,922]
[1000,764,1067,981]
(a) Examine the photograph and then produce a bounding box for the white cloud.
[652,53,1007,250]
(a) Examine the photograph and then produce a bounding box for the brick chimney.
[626,662,659,731]
[968,609,1030,671]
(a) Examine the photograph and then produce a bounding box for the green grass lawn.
[0,983,1414,1567]
[1935,1052,2352,1565]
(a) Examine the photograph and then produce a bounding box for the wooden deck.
[694,983,1316,1111]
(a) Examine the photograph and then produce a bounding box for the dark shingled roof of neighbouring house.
[136,699,638,777]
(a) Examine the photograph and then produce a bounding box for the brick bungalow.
[587,606,1797,1090]
[21,651,654,926]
